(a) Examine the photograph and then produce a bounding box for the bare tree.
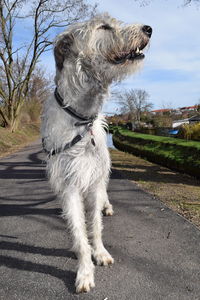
[17,67,54,124]
[135,0,199,6]
[27,67,53,103]
[0,0,96,131]
[184,0,200,4]
[117,89,153,126]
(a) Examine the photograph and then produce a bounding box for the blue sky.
[90,0,200,114]
[14,0,200,114]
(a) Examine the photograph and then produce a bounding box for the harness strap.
[43,89,97,156]
[46,123,94,157]
[50,134,84,156]
[54,88,96,125]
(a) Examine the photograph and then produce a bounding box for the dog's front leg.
[87,182,114,266]
[61,187,95,293]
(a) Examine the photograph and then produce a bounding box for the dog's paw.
[93,248,114,266]
[103,204,114,216]
[75,266,95,293]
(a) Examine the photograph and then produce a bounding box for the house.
[188,115,200,124]
[172,118,189,128]
[151,108,172,115]
[172,115,200,128]
[180,105,198,113]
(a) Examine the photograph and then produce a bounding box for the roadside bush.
[152,115,172,128]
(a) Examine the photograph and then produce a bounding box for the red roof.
[151,109,171,113]
[152,105,198,113]
[180,105,198,110]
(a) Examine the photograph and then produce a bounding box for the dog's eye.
[98,24,112,30]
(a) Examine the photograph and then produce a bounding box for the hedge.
[112,128,200,178]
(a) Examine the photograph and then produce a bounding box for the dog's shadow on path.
[0,149,46,180]
[0,241,77,294]
[0,147,79,294]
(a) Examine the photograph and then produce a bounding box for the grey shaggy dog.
[41,14,152,293]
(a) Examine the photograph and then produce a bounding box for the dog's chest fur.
[42,95,110,192]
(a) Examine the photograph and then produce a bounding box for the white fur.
[42,97,114,293]
[41,14,151,293]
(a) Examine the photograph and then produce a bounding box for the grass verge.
[0,123,40,158]
[113,128,200,178]
[116,128,200,148]
[110,148,200,229]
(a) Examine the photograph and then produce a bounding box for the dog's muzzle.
[112,25,152,65]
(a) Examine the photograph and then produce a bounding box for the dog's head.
[54,14,152,83]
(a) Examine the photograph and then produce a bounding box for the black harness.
[43,88,97,156]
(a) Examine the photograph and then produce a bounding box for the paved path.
[0,140,199,300]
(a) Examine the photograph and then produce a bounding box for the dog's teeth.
[136,47,140,54]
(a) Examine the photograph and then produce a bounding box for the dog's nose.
[142,25,152,38]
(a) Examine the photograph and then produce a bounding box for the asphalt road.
[0,140,200,300]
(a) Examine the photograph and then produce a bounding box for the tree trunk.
[3,101,22,132]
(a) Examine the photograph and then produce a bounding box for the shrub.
[178,123,200,141]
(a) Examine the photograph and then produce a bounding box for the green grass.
[118,128,200,149]
[113,127,200,178]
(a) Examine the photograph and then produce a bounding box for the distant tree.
[195,99,200,114]
[135,0,199,6]
[152,115,172,128]
[0,66,53,126]
[184,0,200,4]
[117,89,153,126]
[27,68,53,103]
[0,0,96,131]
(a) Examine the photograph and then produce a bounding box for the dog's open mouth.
[113,43,147,64]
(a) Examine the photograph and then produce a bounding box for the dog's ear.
[54,34,74,71]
